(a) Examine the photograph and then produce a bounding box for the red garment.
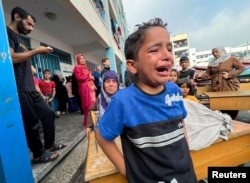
[73,54,96,126]
[39,80,56,95]
[33,76,39,85]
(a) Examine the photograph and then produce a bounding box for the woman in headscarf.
[196,47,244,119]
[196,47,244,92]
[86,70,119,136]
[73,54,96,126]
[98,70,120,119]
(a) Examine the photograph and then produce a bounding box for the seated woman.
[176,78,199,102]
[86,70,120,136]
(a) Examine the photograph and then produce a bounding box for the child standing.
[176,78,199,103]
[169,68,179,83]
[179,56,196,95]
[65,76,79,113]
[39,69,56,110]
[95,18,196,183]
[179,56,195,83]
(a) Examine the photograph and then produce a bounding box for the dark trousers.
[68,97,79,112]
[95,86,101,98]
[18,91,55,158]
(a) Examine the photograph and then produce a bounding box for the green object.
[238,69,250,79]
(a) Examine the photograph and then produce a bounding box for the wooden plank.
[239,83,250,91]
[84,132,124,182]
[196,83,250,94]
[85,111,250,182]
[85,111,125,182]
[209,96,250,110]
[89,173,127,183]
[196,85,211,95]
[204,91,250,110]
[204,90,250,97]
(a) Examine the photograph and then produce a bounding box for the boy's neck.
[181,68,189,72]
[136,82,164,95]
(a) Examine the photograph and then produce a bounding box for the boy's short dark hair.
[11,6,36,22]
[179,56,189,64]
[101,57,109,63]
[124,18,168,60]
[43,69,51,74]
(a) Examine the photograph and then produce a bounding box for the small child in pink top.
[65,76,79,112]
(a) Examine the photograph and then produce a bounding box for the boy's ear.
[126,59,137,75]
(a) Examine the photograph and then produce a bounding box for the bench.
[196,83,250,108]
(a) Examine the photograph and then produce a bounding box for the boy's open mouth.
[156,66,169,72]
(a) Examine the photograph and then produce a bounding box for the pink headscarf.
[76,54,83,64]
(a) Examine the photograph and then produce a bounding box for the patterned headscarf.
[209,47,231,67]
[98,70,119,119]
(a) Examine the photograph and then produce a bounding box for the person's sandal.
[32,151,59,164]
[47,143,67,152]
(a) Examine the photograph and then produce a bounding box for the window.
[41,43,72,64]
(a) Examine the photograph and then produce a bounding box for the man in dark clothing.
[7,7,66,164]
[101,57,110,77]
[125,70,136,87]
[92,64,102,97]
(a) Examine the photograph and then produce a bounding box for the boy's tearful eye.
[156,66,168,72]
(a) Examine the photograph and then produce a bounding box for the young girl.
[176,78,199,102]
[169,68,179,83]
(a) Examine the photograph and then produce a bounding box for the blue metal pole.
[0,1,34,183]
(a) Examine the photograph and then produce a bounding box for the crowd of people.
[6,5,121,165]
[6,5,246,183]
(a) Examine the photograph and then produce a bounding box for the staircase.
[31,113,88,183]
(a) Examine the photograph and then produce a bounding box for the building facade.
[193,44,250,67]
[3,0,128,82]
[171,33,189,68]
